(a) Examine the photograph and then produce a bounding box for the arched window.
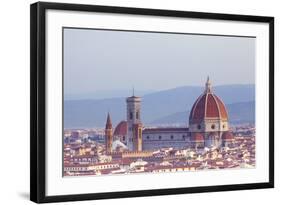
[146,136,149,140]
[170,135,174,139]
[211,124,215,129]
[197,124,201,130]
[136,111,139,119]
[159,135,162,140]
[130,112,133,119]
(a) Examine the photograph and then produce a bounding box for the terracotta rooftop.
[192,133,204,142]
[113,121,127,136]
[222,131,234,140]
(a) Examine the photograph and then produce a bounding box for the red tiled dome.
[113,121,127,136]
[189,78,228,124]
[192,133,204,142]
[222,131,234,140]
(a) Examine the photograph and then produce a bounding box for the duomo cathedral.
[105,77,234,153]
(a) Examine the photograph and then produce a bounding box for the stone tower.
[126,92,142,151]
[105,112,113,153]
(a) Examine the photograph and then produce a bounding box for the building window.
[130,112,133,119]
[197,124,201,130]
[159,135,162,140]
[211,124,215,129]
[182,135,185,139]
[136,111,139,119]
[223,124,225,128]
[170,135,174,139]
[146,136,149,140]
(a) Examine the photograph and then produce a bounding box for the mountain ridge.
[64,84,255,128]
[150,101,255,125]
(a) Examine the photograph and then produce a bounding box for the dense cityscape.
[64,124,255,176]
[64,78,255,176]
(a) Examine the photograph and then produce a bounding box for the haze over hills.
[151,101,255,125]
[64,89,156,100]
[64,84,255,128]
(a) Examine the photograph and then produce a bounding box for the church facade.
[105,77,234,153]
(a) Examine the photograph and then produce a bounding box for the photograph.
[29,2,274,203]
[63,28,256,177]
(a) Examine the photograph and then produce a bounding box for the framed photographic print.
[30,2,274,203]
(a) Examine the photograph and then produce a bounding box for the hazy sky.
[64,28,255,96]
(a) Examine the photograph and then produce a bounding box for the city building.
[106,77,234,152]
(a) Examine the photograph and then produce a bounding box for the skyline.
[64,28,255,97]
[64,76,256,176]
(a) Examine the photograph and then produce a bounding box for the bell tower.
[133,123,143,151]
[105,112,113,153]
[126,91,142,151]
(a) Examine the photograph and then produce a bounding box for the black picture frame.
[30,1,274,203]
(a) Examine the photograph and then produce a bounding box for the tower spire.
[105,112,113,153]
[205,76,211,93]
[106,112,112,129]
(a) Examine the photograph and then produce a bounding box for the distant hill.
[64,89,155,100]
[150,101,255,125]
[64,84,255,128]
